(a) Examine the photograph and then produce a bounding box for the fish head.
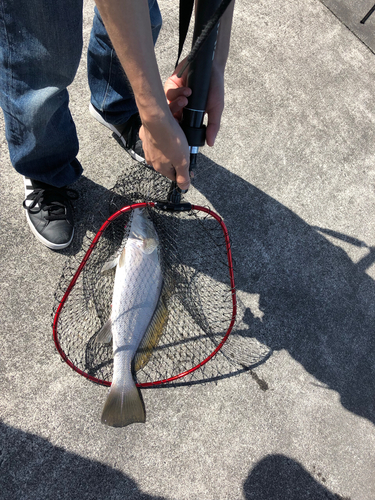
[130,208,159,254]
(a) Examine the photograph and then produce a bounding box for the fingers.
[166,87,191,120]
[205,94,224,146]
[139,121,191,192]
[165,87,191,103]
[175,164,190,192]
[168,96,188,118]
[151,161,190,191]
[206,114,221,147]
[164,58,189,96]
[164,59,191,122]
[205,66,225,147]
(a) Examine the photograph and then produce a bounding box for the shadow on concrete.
[53,159,375,425]
[243,454,350,499]
[192,154,375,424]
[0,422,166,500]
[58,175,116,257]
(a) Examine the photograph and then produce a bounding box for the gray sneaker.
[89,103,146,164]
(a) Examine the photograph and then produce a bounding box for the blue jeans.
[0,0,162,187]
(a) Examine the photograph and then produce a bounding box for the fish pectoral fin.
[142,237,158,254]
[119,247,127,268]
[101,256,120,273]
[95,318,113,344]
[101,381,145,427]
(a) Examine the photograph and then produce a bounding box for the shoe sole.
[89,103,146,164]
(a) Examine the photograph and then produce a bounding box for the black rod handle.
[180,0,222,149]
[169,0,222,204]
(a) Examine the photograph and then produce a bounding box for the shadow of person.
[243,454,349,499]
[0,422,166,500]
[58,174,117,257]
[191,154,375,424]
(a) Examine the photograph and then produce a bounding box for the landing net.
[53,164,236,386]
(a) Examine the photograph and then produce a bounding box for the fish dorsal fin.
[134,281,171,371]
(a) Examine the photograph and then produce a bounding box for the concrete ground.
[1,0,375,498]
[320,0,375,52]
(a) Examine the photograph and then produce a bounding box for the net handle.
[52,202,237,387]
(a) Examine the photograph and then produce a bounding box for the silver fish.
[97,208,163,427]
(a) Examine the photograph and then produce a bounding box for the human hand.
[164,59,191,122]
[136,59,191,191]
[139,112,190,191]
[164,58,225,146]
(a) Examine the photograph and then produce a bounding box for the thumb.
[206,119,220,147]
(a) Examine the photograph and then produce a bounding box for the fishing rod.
[168,0,233,204]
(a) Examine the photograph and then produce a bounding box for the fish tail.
[101,379,145,428]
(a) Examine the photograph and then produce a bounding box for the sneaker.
[89,103,145,163]
[23,177,78,250]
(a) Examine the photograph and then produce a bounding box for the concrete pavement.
[1,0,375,498]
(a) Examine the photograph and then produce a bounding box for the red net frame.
[53,201,236,387]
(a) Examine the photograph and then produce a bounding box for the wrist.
[138,104,176,136]
[136,95,170,125]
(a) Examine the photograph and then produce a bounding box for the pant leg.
[87,0,162,125]
[0,0,84,187]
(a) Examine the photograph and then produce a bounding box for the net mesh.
[53,163,237,386]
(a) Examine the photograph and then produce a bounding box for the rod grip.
[180,0,222,147]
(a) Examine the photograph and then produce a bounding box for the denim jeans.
[0,0,162,187]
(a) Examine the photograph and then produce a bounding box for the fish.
[96,207,163,427]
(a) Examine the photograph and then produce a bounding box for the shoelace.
[23,187,79,221]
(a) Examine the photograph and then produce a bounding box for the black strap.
[360,3,375,24]
[176,0,195,68]
[176,0,234,76]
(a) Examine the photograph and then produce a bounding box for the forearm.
[94,0,169,123]
[94,0,190,189]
